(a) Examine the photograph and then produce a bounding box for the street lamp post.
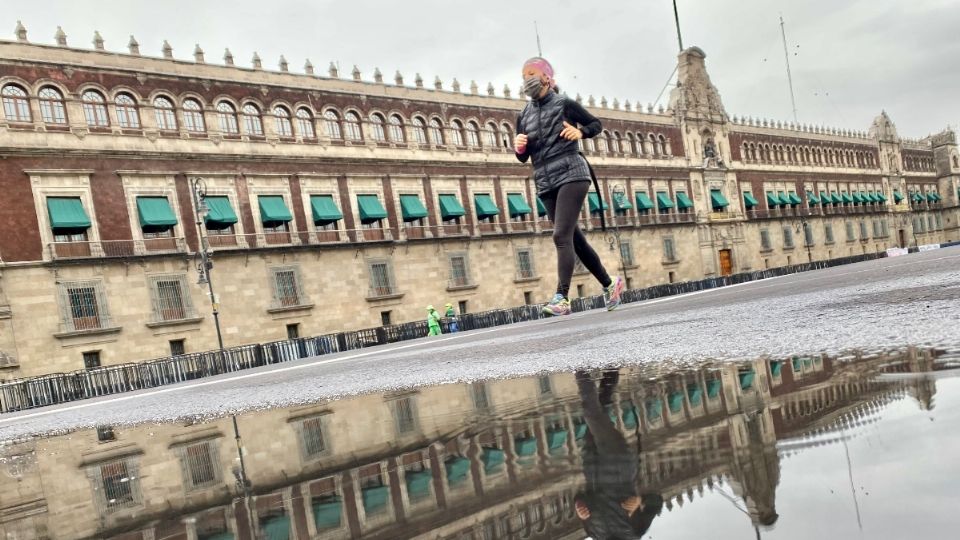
[607,184,628,284]
[189,177,251,501]
[795,217,812,263]
[190,177,225,351]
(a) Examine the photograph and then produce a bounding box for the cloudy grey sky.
[5,0,959,137]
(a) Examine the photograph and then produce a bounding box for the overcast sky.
[5,0,959,138]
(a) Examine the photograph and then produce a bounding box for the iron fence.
[0,253,885,414]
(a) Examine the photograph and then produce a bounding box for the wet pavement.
[1,247,958,442]
[2,347,959,539]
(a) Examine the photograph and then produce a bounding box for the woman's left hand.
[560,121,583,141]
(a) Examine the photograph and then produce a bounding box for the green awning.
[356,194,388,224]
[536,197,548,217]
[481,448,505,473]
[204,196,238,230]
[743,192,759,208]
[807,191,821,205]
[687,384,703,406]
[474,193,500,217]
[258,195,293,225]
[876,192,888,203]
[405,470,432,499]
[911,192,924,203]
[787,192,802,205]
[635,192,655,210]
[261,515,291,540]
[645,399,663,420]
[612,191,633,210]
[399,194,429,222]
[841,192,854,204]
[574,422,588,440]
[707,379,722,398]
[830,192,843,204]
[515,437,537,456]
[622,402,638,428]
[820,191,832,205]
[656,192,674,210]
[668,391,684,413]
[894,190,904,203]
[587,192,609,214]
[676,192,694,209]
[770,361,783,377]
[778,191,788,207]
[46,197,92,233]
[438,194,466,219]
[710,190,730,209]
[507,193,532,217]
[313,500,342,529]
[739,370,755,390]
[200,533,235,540]
[310,195,343,225]
[852,192,865,204]
[445,457,470,485]
[136,196,178,232]
[927,192,939,202]
[793,358,802,372]
[547,429,568,451]
[766,191,782,207]
[362,485,390,514]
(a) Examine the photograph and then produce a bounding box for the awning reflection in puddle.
[0,347,956,540]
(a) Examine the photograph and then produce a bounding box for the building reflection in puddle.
[0,347,951,540]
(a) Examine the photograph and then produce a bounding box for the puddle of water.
[1,347,958,540]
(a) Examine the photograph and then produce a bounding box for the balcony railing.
[447,276,476,290]
[49,238,188,260]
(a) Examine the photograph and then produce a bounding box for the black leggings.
[541,181,612,298]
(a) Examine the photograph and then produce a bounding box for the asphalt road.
[2,246,958,441]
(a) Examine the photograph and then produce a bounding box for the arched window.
[411,116,427,144]
[449,119,465,146]
[114,93,140,128]
[182,98,205,132]
[501,123,514,149]
[428,118,445,145]
[153,96,177,130]
[612,132,622,154]
[466,121,480,147]
[241,103,263,135]
[585,137,596,152]
[649,133,659,156]
[624,132,635,156]
[323,110,342,139]
[485,122,499,148]
[597,131,609,153]
[273,106,293,137]
[1,84,31,122]
[216,101,239,134]
[38,87,67,124]
[388,114,405,142]
[369,113,386,142]
[344,111,363,141]
[81,90,109,127]
[296,108,315,138]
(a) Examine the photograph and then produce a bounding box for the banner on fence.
[918,244,941,252]
[886,247,909,257]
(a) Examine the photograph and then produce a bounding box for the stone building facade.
[0,30,957,378]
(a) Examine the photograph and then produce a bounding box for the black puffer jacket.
[515,90,601,195]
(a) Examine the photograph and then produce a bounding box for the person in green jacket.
[444,302,459,333]
[426,305,442,336]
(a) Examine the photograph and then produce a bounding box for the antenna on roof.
[534,20,543,56]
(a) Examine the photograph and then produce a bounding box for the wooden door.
[718,249,733,276]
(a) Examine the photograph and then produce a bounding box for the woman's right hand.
[575,500,591,520]
[514,133,528,150]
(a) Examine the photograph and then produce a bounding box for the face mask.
[523,76,544,98]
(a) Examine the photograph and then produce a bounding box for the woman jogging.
[514,57,624,316]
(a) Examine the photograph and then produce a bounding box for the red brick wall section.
[287,174,308,236]
[492,176,506,226]
[0,160,42,262]
[233,174,257,243]
[459,176,475,235]
[89,168,133,242]
[420,174,438,236]
[174,173,199,252]
[336,175,356,238]
[380,175,400,237]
